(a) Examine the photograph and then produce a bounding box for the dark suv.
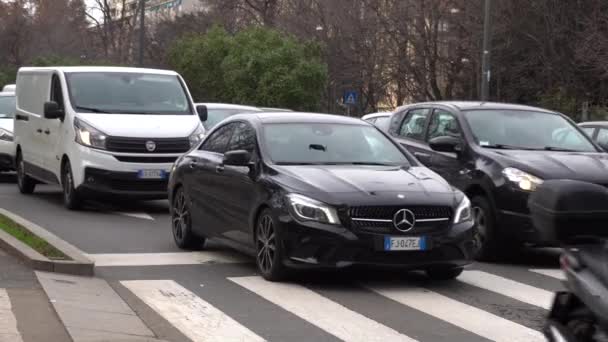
[388,101,606,260]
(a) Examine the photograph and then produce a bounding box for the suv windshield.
[66,72,192,115]
[204,108,259,129]
[0,95,15,118]
[263,123,409,166]
[464,109,597,152]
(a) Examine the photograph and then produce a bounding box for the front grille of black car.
[106,137,190,153]
[348,206,452,235]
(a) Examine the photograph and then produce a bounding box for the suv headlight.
[0,128,13,142]
[453,195,472,224]
[502,167,543,191]
[286,194,340,225]
[189,124,205,147]
[74,117,107,149]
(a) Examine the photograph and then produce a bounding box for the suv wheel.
[255,209,288,281]
[426,266,464,280]
[62,161,83,210]
[171,187,205,249]
[16,153,36,194]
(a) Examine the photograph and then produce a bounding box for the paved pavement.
[0,181,565,341]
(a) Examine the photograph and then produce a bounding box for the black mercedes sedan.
[168,112,476,281]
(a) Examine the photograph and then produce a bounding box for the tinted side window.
[228,122,257,154]
[398,109,430,140]
[199,123,236,153]
[427,110,461,140]
[597,128,608,146]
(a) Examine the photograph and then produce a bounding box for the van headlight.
[502,167,543,191]
[0,128,13,142]
[189,124,205,147]
[286,194,340,225]
[454,195,472,224]
[74,117,107,150]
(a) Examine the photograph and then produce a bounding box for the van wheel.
[62,161,82,210]
[16,153,36,194]
[171,187,205,250]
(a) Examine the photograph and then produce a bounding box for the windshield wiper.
[346,162,402,166]
[481,144,533,150]
[75,106,111,113]
[541,146,579,152]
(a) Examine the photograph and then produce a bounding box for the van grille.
[106,137,190,153]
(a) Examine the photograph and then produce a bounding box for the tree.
[169,26,327,111]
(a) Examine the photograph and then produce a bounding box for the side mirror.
[196,105,208,122]
[43,101,64,120]
[429,135,463,153]
[223,150,251,166]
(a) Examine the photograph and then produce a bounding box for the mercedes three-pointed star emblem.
[393,209,416,232]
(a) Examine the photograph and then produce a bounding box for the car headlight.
[453,195,472,224]
[189,124,205,147]
[502,167,543,191]
[74,117,107,150]
[0,128,13,142]
[286,194,340,225]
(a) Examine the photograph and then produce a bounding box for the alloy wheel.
[256,215,276,274]
[172,190,189,243]
[473,206,487,246]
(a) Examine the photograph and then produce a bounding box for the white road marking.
[530,269,566,280]
[230,276,417,342]
[111,212,155,220]
[365,283,544,342]
[458,270,554,309]
[86,252,248,267]
[0,288,24,342]
[122,280,264,342]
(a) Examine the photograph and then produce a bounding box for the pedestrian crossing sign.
[344,91,358,105]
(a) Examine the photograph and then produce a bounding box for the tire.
[61,160,83,210]
[426,266,464,280]
[171,187,205,250]
[471,195,507,261]
[255,209,288,281]
[16,152,36,194]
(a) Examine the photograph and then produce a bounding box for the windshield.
[204,108,259,129]
[464,110,597,152]
[0,95,16,118]
[65,72,192,115]
[263,123,409,166]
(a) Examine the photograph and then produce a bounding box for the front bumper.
[278,217,476,269]
[76,167,169,199]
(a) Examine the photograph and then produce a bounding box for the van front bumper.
[77,167,169,199]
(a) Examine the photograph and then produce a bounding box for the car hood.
[271,165,458,206]
[0,118,13,132]
[77,114,200,138]
[488,150,608,182]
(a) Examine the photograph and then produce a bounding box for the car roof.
[579,121,608,127]
[397,101,557,114]
[362,112,392,120]
[18,66,178,76]
[197,103,262,111]
[232,112,369,125]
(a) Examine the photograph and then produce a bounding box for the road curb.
[0,208,94,276]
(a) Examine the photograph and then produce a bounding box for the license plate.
[137,170,166,179]
[384,236,426,251]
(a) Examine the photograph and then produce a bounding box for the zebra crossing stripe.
[530,269,566,280]
[364,283,545,342]
[458,270,554,309]
[121,280,264,342]
[229,276,418,342]
[0,288,23,342]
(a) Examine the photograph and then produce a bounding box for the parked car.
[578,121,608,150]
[2,84,15,93]
[197,103,262,130]
[0,92,16,170]
[362,112,392,131]
[14,66,206,209]
[387,101,605,260]
[169,112,476,281]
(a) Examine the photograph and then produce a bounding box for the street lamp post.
[480,0,491,101]
[138,0,145,67]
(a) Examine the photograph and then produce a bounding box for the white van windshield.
[65,72,192,115]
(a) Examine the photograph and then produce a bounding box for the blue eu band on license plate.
[384,236,426,251]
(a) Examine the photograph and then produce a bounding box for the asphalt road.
[0,177,565,342]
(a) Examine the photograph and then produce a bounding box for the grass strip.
[0,214,70,260]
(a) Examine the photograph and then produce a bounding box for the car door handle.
[44,129,50,135]
[216,165,225,173]
[36,129,42,133]
[414,152,430,158]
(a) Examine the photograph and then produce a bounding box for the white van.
[14,67,207,209]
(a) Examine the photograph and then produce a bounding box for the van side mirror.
[43,101,64,120]
[196,105,208,122]
[223,150,251,166]
[429,136,463,154]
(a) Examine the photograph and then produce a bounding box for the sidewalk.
[0,248,71,342]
